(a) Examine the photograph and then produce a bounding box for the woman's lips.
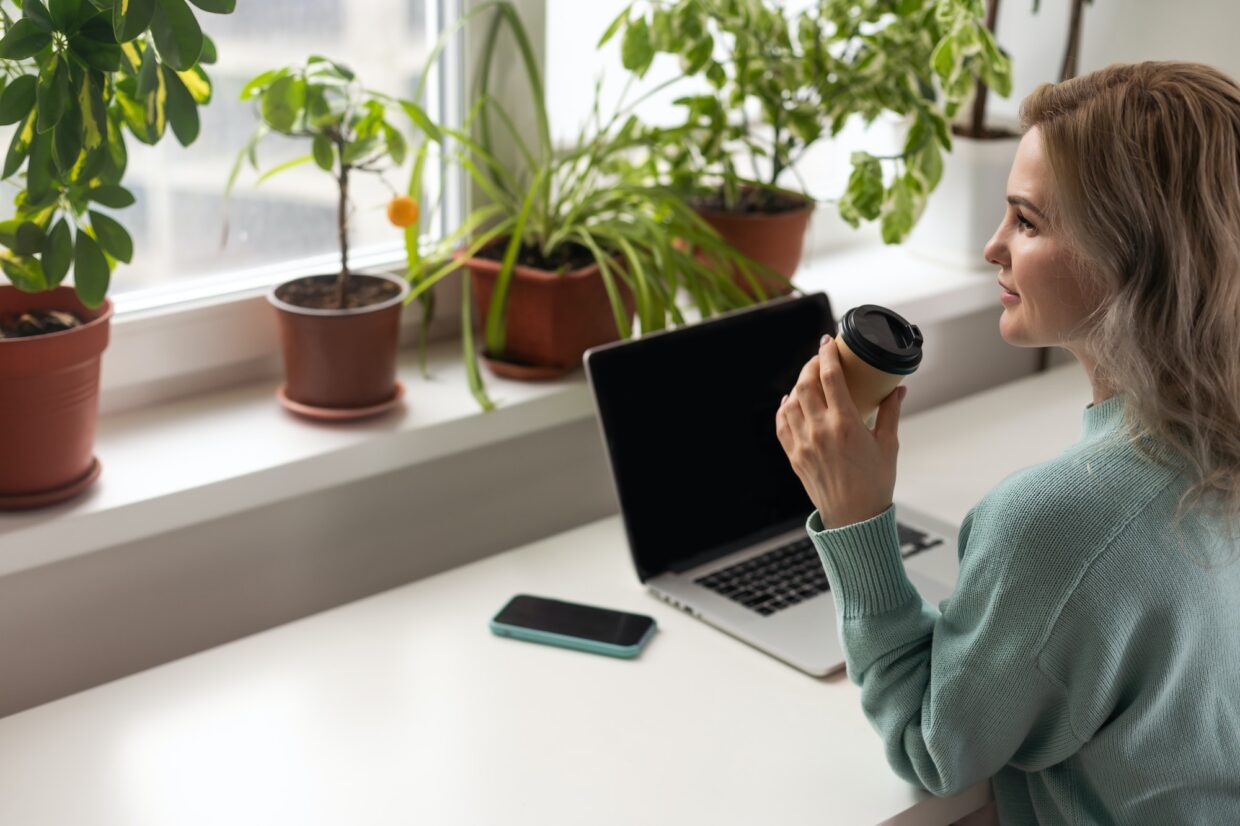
[998,278,1020,304]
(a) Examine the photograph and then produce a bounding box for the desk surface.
[0,363,1093,826]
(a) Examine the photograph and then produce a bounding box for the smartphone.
[490,594,657,659]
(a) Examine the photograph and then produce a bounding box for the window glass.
[0,0,431,296]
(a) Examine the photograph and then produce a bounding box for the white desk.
[0,363,1093,826]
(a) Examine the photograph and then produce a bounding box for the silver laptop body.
[584,294,959,676]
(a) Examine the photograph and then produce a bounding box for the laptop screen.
[585,293,837,582]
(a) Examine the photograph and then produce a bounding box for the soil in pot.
[693,187,809,215]
[0,310,84,338]
[275,274,401,310]
[473,239,596,272]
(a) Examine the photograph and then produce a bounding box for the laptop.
[583,292,959,676]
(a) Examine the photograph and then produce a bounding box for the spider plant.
[406,2,772,410]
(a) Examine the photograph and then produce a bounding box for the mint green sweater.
[807,396,1240,824]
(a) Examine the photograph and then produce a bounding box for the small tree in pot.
[231,57,439,419]
[0,0,233,508]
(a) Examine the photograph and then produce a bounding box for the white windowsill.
[0,242,999,578]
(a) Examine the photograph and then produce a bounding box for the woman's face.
[983,127,1100,350]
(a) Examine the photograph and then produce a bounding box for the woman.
[775,62,1240,824]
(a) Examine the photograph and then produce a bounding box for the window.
[104,0,433,299]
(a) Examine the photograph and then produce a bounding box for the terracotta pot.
[462,251,635,379]
[269,272,409,409]
[696,190,815,297]
[0,286,112,508]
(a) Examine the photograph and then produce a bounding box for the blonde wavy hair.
[1021,62,1240,538]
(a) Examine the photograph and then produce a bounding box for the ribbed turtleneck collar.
[1082,394,1126,441]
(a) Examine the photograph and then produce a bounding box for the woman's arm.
[775,337,1090,794]
[809,504,1087,796]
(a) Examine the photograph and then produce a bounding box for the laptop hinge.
[665,515,808,575]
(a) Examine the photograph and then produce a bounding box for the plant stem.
[336,137,350,310]
[968,0,1001,138]
[1059,0,1086,82]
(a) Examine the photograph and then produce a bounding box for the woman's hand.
[775,336,907,530]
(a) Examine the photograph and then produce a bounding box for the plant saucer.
[277,381,405,422]
[481,355,572,381]
[0,458,102,510]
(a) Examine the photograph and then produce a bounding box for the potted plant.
[0,0,233,508]
[230,57,439,420]
[406,3,761,410]
[908,0,1092,266]
[606,0,1007,292]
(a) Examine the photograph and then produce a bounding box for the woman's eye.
[1015,211,1036,232]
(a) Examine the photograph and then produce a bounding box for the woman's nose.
[983,222,1008,268]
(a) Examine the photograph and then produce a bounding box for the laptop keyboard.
[693,522,945,617]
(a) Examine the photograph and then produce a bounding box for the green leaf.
[383,123,406,166]
[14,221,46,256]
[399,100,441,142]
[42,217,72,287]
[88,209,132,262]
[54,96,83,171]
[73,229,110,307]
[161,64,198,145]
[151,0,203,71]
[0,219,20,250]
[255,154,312,184]
[0,19,54,59]
[69,17,123,71]
[50,0,83,32]
[311,133,333,171]
[881,179,916,244]
[3,112,36,179]
[931,36,956,81]
[198,32,216,63]
[260,75,304,133]
[1,253,48,292]
[620,16,653,77]
[23,0,55,30]
[26,130,56,201]
[680,35,713,75]
[135,40,158,96]
[77,69,108,153]
[37,55,71,133]
[0,76,37,126]
[341,136,379,164]
[113,0,155,43]
[846,153,884,221]
[597,7,627,47]
[176,65,210,102]
[87,184,135,207]
[186,0,233,11]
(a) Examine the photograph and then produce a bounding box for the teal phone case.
[489,617,657,659]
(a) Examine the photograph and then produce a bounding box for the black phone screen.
[494,595,655,646]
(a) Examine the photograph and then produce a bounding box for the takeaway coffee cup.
[835,304,924,427]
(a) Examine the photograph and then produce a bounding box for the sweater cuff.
[806,505,920,619]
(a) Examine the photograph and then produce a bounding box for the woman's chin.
[998,313,1032,346]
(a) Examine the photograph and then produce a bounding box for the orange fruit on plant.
[387,195,420,228]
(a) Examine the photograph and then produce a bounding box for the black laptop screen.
[585,293,837,582]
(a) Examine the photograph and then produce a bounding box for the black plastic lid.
[839,305,924,375]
